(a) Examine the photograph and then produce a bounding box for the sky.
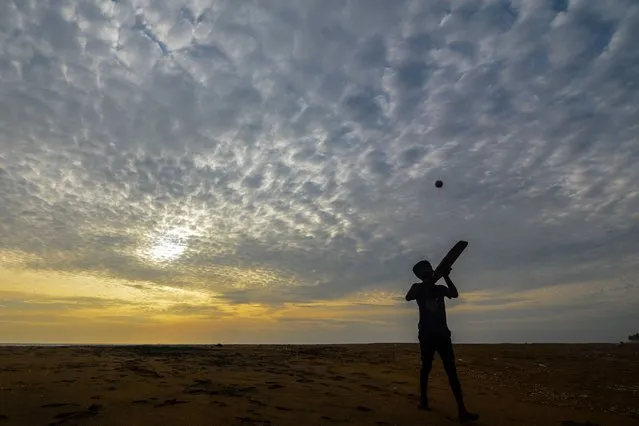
[1,0,638,344]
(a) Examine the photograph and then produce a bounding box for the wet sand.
[0,343,637,425]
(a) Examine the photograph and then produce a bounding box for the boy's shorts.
[418,332,455,365]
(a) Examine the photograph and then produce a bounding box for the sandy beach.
[0,343,637,425]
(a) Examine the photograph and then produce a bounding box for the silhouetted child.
[405,260,479,423]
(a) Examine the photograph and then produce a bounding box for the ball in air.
[435,180,443,188]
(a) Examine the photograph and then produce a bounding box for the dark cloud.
[1,0,638,341]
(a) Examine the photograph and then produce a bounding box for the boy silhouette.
[405,260,479,423]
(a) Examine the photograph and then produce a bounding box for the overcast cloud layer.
[1,0,638,342]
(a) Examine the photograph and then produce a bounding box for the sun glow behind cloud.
[140,228,190,264]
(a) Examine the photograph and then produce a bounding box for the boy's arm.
[405,283,421,301]
[442,268,459,299]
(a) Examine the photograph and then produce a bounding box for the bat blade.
[431,240,468,282]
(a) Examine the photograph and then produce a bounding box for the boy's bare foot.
[458,411,479,423]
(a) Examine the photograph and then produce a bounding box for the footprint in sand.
[236,416,271,425]
[361,384,383,391]
[155,398,188,407]
[267,383,285,390]
[320,415,347,423]
[185,387,209,395]
[248,398,267,407]
[41,403,77,408]
[48,405,102,426]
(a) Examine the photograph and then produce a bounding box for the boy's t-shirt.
[412,283,451,337]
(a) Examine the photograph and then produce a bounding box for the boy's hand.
[443,266,452,277]
[442,269,459,298]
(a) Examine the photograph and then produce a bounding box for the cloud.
[1,0,638,341]
[0,293,135,312]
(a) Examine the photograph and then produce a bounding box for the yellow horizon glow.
[2,247,633,344]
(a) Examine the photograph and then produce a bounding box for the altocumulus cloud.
[1,0,638,341]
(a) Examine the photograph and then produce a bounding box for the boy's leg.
[418,335,435,410]
[438,338,479,422]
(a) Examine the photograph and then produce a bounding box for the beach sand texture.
[0,343,637,425]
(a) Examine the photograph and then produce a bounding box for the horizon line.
[1,341,633,346]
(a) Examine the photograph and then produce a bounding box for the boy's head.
[413,260,434,281]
